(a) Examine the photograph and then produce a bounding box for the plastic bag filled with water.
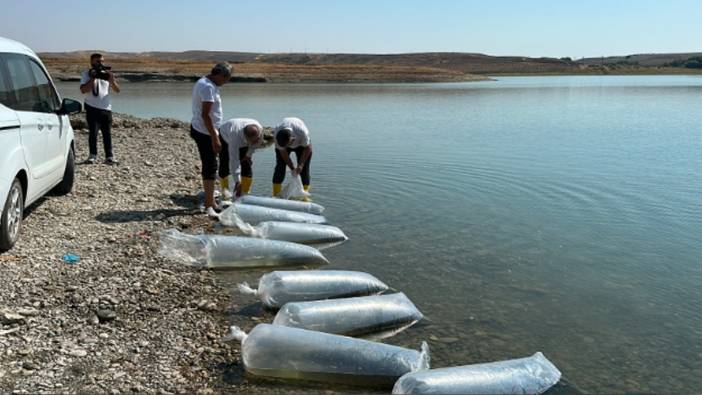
[226,324,430,387]
[392,352,561,395]
[217,209,347,245]
[280,173,310,200]
[237,270,389,308]
[221,203,326,225]
[158,229,328,269]
[238,194,324,215]
[255,221,347,245]
[273,292,423,339]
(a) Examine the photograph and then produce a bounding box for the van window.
[4,54,39,112]
[0,59,12,107]
[28,60,60,113]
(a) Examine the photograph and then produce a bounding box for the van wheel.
[0,179,24,251]
[53,147,75,195]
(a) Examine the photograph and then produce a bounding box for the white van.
[0,36,81,251]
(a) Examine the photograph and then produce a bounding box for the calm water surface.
[57,76,702,393]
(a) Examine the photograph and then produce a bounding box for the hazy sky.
[1,0,700,58]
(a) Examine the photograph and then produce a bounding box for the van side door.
[0,60,22,211]
[27,58,64,178]
[2,53,51,198]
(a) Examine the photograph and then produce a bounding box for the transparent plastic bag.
[226,324,430,387]
[237,270,389,308]
[280,173,310,200]
[158,229,328,269]
[218,208,347,245]
[392,352,561,395]
[255,221,347,245]
[221,203,327,226]
[273,292,423,339]
[239,195,324,215]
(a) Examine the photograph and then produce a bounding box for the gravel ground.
[0,114,265,394]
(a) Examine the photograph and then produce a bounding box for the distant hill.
[578,52,702,67]
[41,50,583,73]
[39,50,702,83]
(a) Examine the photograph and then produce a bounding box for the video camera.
[89,63,112,80]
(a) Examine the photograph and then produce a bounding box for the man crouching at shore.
[273,117,313,197]
[219,118,263,197]
[189,63,232,216]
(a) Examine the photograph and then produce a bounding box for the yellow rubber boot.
[220,176,231,199]
[220,176,230,192]
[302,184,311,202]
[241,176,253,194]
[272,183,282,197]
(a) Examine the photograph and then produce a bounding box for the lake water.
[56,76,702,393]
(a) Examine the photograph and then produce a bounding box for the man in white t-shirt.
[189,62,232,214]
[79,53,121,165]
[272,117,313,197]
[219,118,263,197]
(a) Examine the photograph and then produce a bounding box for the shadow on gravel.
[231,302,265,317]
[22,196,48,219]
[95,208,198,223]
[219,363,246,388]
[169,193,200,209]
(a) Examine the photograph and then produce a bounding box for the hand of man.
[234,182,242,197]
[241,156,252,166]
[107,71,115,84]
[292,166,302,177]
[211,135,222,154]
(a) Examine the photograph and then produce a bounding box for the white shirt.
[80,70,112,111]
[219,118,263,181]
[191,76,222,135]
[274,117,311,149]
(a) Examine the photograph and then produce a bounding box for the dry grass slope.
[40,50,702,83]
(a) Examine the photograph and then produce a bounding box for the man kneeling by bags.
[219,118,263,197]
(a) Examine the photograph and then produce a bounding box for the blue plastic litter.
[62,253,80,264]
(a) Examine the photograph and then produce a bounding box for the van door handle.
[37,123,44,131]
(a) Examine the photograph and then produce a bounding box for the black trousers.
[190,126,229,180]
[273,147,311,185]
[239,147,253,178]
[85,104,113,157]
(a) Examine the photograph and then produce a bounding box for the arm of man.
[201,102,221,154]
[108,72,121,93]
[227,136,242,184]
[292,120,312,176]
[294,145,313,176]
[227,138,244,196]
[243,146,255,164]
[79,73,94,94]
[278,148,296,172]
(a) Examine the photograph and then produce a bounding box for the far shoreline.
[54,69,702,85]
[42,50,702,85]
[51,73,492,84]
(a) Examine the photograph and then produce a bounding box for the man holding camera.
[80,53,120,165]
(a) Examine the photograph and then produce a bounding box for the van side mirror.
[57,98,82,115]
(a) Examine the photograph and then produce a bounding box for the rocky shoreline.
[0,114,260,394]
